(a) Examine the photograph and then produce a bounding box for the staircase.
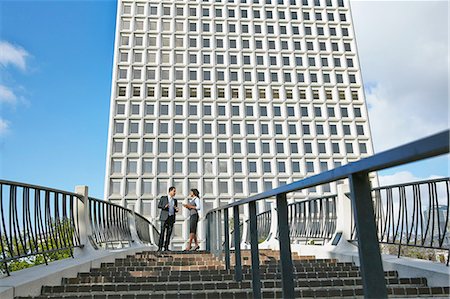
[16,250,449,298]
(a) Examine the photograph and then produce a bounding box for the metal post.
[249,201,262,299]
[216,211,222,253]
[233,205,242,281]
[206,214,210,252]
[349,172,387,299]
[276,193,295,299]
[224,208,231,270]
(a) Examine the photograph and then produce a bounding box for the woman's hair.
[190,188,200,198]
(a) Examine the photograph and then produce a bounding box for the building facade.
[104,0,375,250]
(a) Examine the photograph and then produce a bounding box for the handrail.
[206,129,449,299]
[88,197,133,248]
[134,212,160,245]
[0,180,83,276]
[207,130,449,213]
[358,177,449,253]
[288,195,337,244]
[0,180,82,199]
[0,181,159,275]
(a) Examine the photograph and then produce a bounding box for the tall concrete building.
[104,0,374,249]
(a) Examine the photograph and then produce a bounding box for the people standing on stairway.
[157,186,179,251]
[183,188,201,251]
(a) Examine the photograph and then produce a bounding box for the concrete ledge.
[0,245,156,299]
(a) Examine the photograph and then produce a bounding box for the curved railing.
[205,130,449,298]
[135,212,159,245]
[0,180,82,275]
[88,197,133,249]
[350,178,450,254]
[230,209,271,247]
[288,195,337,244]
[0,180,160,275]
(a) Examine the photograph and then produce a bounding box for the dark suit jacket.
[158,196,178,221]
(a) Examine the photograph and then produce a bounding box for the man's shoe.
[157,248,162,252]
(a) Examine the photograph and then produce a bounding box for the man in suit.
[157,186,178,251]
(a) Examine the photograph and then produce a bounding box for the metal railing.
[349,178,450,259]
[135,212,160,245]
[288,195,337,244]
[205,130,449,299]
[229,209,271,247]
[0,181,159,275]
[88,197,133,249]
[0,180,82,276]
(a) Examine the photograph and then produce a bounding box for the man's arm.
[158,196,168,210]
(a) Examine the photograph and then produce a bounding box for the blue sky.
[1,1,117,198]
[0,0,448,198]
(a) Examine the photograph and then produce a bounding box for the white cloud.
[0,84,17,104]
[0,118,10,136]
[0,41,29,71]
[378,171,442,187]
[351,1,449,152]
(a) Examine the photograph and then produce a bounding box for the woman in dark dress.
[183,189,201,251]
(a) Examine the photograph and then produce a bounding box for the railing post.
[74,186,95,255]
[349,172,388,299]
[276,193,295,299]
[249,201,262,299]
[233,205,242,282]
[206,214,211,252]
[211,212,217,254]
[224,208,231,270]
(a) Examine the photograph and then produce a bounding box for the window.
[189,141,198,153]
[259,105,268,116]
[327,106,335,117]
[332,142,340,154]
[233,142,241,153]
[174,141,183,153]
[330,124,338,135]
[359,143,367,154]
[301,106,309,117]
[302,124,310,135]
[356,125,365,135]
[248,142,256,153]
[262,142,270,153]
[345,142,354,154]
[219,180,228,194]
[204,141,212,153]
[118,86,126,97]
[304,142,312,153]
[234,161,242,173]
[291,142,298,153]
[316,124,324,135]
[318,143,326,154]
[276,142,284,153]
[158,141,168,154]
[289,124,296,135]
[249,181,258,193]
[343,124,351,135]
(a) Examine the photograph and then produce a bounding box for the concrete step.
[16,285,449,298]
[90,266,361,276]
[45,277,428,293]
[73,270,400,283]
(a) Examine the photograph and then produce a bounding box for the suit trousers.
[158,215,175,250]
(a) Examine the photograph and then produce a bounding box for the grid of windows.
[106,0,374,249]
